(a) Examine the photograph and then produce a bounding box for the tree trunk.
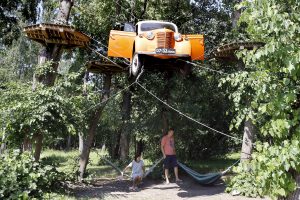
[240,120,255,161]
[34,133,43,161]
[33,0,74,161]
[112,131,121,159]
[79,134,83,153]
[119,86,133,161]
[66,135,72,151]
[136,140,143,155]
[231,0,256,162]
[285,176,300,199]
[78,74,112,181]
[161,72,173,135]
[231,0,242,29]
[23,134,32,152]
[0,133,6,154]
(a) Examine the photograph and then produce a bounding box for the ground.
[71,175,267,200]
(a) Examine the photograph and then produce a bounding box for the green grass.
[41,149,240,177]
[185,152,240,173]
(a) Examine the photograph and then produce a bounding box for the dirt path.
[73,176,267,200]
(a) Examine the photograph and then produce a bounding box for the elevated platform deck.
[212,42,265,61]
[23,23,91,48]
[86,60,127,74]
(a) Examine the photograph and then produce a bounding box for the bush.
[0,150,66,199]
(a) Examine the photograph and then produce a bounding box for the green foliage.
[0,150,66,199]
[223,0,300,199]
[0,0,37,45]
[227,140,300,199]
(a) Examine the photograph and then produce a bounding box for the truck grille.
[157,32,174,48]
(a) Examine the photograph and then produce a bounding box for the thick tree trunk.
[119,87,133,161]
[33,0,73,161]
[78,74,112,181]
[79,134,83,153]
[240,120,255,161]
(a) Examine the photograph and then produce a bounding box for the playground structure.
[23,22,265,185]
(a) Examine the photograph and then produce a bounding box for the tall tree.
[33,0,74,161]
[79,74,112,181]
[230,0,256,161]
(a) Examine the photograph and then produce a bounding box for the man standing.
[161,128,182,184]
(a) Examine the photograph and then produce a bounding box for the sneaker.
[176,179,183,183]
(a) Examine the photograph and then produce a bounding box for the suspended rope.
[134,77,244,143]
[143,157,163,178]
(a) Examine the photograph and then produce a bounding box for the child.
[122,153,145,191]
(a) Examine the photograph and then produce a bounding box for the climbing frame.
[23,23,91,49]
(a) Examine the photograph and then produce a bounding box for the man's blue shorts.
[164,155,178,169]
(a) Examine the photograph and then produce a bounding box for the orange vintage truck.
[108,20,204,76]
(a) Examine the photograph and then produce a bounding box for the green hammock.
[178,160,239,185]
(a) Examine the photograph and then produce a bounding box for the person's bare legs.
[174,166,182,182]
[131,177,140,190]
[164,168,170,184]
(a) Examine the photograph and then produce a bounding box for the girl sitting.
[122,153,145,191]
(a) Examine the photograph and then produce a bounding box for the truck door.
[108,23,136,60]
[186,34,205,61]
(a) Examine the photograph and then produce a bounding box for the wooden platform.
[86,61,127,74]
[212,42,265,61]
[23,23,91,48]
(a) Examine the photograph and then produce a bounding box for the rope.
[82,80,136,114]
[135,80,244,143]
[179,59,230,75]
[100,156,129,177]
[87,46,125,69]
[222,159,240,175]
[143,157,163,178]
[114,0,141,21]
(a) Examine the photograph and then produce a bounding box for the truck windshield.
[140,23,176,32]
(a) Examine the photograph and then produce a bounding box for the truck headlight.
[145,31,155,40]
[174,33,182,42]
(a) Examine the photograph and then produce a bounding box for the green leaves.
[224,0,300,199]
[0,150,66,199]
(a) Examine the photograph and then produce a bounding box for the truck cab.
[108,20,204,76]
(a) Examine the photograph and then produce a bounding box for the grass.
[185,152,240,173]
[41,149,240,178]
[41,149,240,198]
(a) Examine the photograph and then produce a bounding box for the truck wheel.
[130,53,142,77]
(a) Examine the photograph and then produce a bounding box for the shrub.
[0,150,66,199]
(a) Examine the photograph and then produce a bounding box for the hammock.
[178,160,240,185]
[101,156,163,178]
[101,155,239,185]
